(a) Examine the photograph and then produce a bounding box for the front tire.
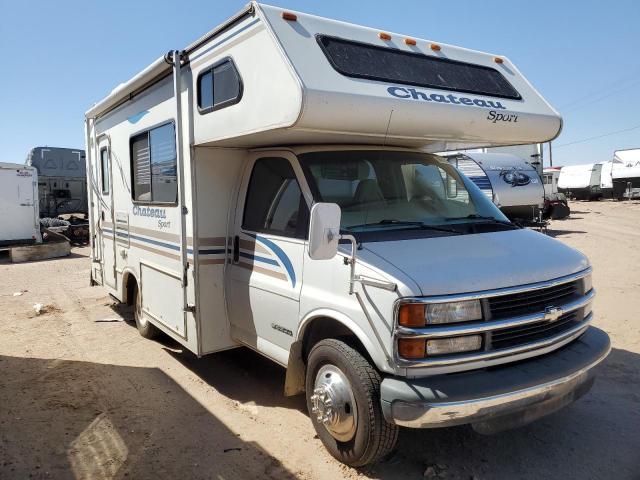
[133,286,159,339]
[305,339,398,467]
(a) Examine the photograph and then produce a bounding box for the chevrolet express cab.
[85,3,610,466]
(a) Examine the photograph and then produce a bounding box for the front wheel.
[305,339,398,467]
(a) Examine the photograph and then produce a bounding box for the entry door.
[98,141,116,289]
[225,154,311,358]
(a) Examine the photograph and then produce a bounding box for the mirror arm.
[339,234,358,294]
[338,234,397,294]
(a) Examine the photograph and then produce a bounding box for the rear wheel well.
[124,273,138,306]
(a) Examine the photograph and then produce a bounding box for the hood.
[359,229,589,296]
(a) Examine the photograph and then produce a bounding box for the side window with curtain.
[100,147,110,194]
[130,122,177,203]
[242,158,309,239]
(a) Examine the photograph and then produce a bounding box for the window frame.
[241,157,310,240]
[316,34,522,101]
[128,120,178,206]
[196,56,244,115]
[100,147,110,195]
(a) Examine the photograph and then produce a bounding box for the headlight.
[426,300,482,324]
[398,300,482,328]
[583,274,593,294]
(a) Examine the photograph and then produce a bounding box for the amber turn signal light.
[379,32,392,41]
[281,11,297,21]
[494,57,504,64]
[398,338,426,359]
[404,38,417,46]
[430,43,441,51]
[398,304,425,328]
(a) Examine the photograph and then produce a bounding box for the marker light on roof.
[430,43,441,51]
[379,32,392,41]
[404,38,417,46]
[281,11,297,21]
[494,57,504,64]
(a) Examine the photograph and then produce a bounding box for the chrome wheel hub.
[310,365,357,441]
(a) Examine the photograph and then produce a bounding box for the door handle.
[101,211,105,221]
[233,235,240,263]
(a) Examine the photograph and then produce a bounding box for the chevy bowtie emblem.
[544,306,563,322]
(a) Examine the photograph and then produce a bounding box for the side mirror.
[308,202,341,260]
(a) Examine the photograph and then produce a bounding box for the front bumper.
[380,326,610,432]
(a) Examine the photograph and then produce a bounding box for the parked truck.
[85,3,610,466]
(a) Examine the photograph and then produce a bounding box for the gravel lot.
[1,200,639,480]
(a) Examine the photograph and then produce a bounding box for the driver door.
[225,153,311,361]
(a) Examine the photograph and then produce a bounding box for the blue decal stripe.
[253,234,297,288]
[103,227,228,256]
[127,110,149,124]
[200,248,228,255]
[239,251,279,266]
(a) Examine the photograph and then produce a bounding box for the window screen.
[242,158,308,238]
[317,35,521,100]
[100,147,110,194]
[130,122,177,203]
[197,58,243,113]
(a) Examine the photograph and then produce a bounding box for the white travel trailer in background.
[557,163,603,200]
[598,160,619,199]
[611,148,640,199]
[444,152,545,224]
[85,3,609,466]
[0,163,41,246]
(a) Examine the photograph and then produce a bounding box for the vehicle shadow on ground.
[166,346,308,414]
[0,354,299,480]
[546,228,587,238]
[163,344,640,479]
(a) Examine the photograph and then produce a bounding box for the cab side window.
[242,158,309,239]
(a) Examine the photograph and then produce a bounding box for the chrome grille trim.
[396,314,592,368]
[393,268,593,369]
[395,289,594,340]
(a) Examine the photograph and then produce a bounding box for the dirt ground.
[1,200,639,480]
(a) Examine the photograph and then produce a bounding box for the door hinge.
[184,304,196,314]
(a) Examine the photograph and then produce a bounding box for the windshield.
[299,150,511,239]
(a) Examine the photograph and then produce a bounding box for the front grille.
[488,281,580,320]
[491,312,580,350]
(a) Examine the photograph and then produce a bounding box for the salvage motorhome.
[86,3,609,466]
[26,147,87,217]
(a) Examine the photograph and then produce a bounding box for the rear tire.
[133,285,159,339]
[305,339,398,467]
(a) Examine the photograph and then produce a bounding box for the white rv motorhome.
[86,3,609,466]
[0,163,41,246]
[611,148,640,199]
[557,163,603,200]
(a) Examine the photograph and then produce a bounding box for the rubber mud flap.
[471,375,595,435]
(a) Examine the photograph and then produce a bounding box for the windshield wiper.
[346,219,462,235]
[444,214,519,228]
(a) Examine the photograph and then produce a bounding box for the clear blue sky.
[1,0,638,166]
